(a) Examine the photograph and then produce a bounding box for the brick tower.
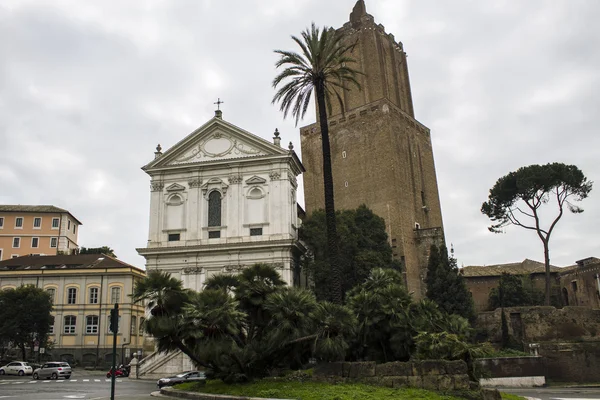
[300,0,445,298]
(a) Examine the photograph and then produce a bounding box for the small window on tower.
[250,228,263,236]
[168,233,180,242]
[208,231,221,239]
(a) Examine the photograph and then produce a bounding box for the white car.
[0,361,33,376]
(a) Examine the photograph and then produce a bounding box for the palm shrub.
[134,264,355,382]
[347,268,474,363]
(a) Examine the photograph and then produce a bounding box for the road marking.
[63,396,85,399]
[27,380,37,383]
[94,379,100,382]
[83,379,89,382]
[70,379,77,382]
[55,380,64,383]
[550,398,600,400]
[11,382,24,384]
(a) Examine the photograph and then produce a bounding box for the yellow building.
[0,205,81,261]
[0,254,148,367]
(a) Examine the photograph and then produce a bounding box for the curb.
[160,387,293,400]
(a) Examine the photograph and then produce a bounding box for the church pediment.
[144,118,289,170]
[166,183,186,192]
[245,175,267,185]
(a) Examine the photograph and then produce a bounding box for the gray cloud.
[1,0,598,269]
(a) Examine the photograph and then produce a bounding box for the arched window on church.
[208,191,222,227]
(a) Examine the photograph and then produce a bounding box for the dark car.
[157,371,205,388]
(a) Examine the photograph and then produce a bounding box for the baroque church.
[137,110,305,292]
[136,0,445,376]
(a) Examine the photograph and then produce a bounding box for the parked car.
[0,361,33,376]
[32,362,72,380]
[157,371,205,388]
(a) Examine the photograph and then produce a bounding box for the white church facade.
[135,111,306,377]
[137,110,305,288]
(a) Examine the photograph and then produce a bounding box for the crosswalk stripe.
[70,379,77,382]
[43,380,50,382]
[28,381,37,384]
[11,382,23,384]
[83,379,89,382]
[94,379,100,382]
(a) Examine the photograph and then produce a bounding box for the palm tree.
[272,23,361,304]
[131,269,188,316]
[132,270,207,367]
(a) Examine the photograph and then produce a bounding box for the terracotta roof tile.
[461,259,561,277]
[0,205,82,224]
[0,254,143,273]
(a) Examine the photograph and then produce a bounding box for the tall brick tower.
[300,0,445,298]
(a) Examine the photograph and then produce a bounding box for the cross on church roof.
[214,98,224,110]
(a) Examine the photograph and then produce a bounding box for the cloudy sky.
[1,0,598,269]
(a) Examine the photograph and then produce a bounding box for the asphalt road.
[0,374,158,400]
[501,387,600,400]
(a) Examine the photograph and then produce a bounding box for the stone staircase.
[136,350,193,379]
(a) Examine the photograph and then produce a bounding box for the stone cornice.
[137,238,304,256]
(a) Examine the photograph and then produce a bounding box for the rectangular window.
[73,225,76,234]
[67,287,77,304]
[168,233,180,241]
[130,316,137,335]
[85,315,99,334]
[33,217,42,228]
[64,316,76,334]
[11,255,18,259]
[68,220,71,230]
[139,318,145,335]
[46,288,55,304]
[0,217,4,228]
[52,218,59,229]
[48,324,54,335]
[250,228,263,236]
[89,287,99,304]
[12,237,20,248]
[111,287,121,304]
[15,217,23,228]
[50,237,58,248]
[31,237,39,248]
[0,249,3,260]
[208,231,221,239]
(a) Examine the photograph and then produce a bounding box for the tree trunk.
[173,339,211,369]
[316,80,342,305]
[543,240,551,306]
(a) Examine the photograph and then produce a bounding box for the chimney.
[273,128,281,147]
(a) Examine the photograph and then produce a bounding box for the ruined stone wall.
[313,360,470,391]
[476,306,600,343]
[475,357,545,379]
[539,341,600,382]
